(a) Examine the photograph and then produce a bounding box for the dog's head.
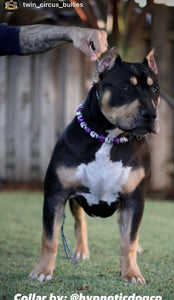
[97,47,160,136]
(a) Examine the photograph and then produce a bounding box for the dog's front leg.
[119,193,145,284]
[29,191,66,282]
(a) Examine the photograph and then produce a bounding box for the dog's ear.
[98,47,120,74]
[143,48,158,75]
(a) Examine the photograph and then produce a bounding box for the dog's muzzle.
[140,108,160,134]
[115,109,160,136]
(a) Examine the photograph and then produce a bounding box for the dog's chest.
[76,143,131,206]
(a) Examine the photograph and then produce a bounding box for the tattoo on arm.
[19,25,72,55]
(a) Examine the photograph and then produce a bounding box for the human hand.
[71,27,108,61]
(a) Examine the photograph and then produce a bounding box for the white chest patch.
[76,143,131,206]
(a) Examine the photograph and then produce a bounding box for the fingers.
[71,27,108,62]
[88,30,108,61]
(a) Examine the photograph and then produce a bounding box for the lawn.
[0,192,173,300]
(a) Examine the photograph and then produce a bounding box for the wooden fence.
[0,45,89,181]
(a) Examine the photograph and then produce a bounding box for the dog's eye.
[122,84,132,92]
[151,86,159,93]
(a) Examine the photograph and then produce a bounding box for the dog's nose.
[141,110,157,122]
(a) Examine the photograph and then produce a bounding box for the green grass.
[0,192,174,300]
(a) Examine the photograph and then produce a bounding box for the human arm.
[19,24,108,61]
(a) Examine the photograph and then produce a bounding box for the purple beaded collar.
[76,103,129,144]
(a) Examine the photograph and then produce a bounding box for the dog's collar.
[76,103,129,144]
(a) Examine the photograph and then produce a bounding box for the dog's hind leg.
[29,174,67,282]
[69,199,89,260]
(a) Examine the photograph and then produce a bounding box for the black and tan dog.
[29,48,160,284]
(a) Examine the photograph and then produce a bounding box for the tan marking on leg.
[130,76,138,85]
[147,76,154,86]
[29,209,62,281]
[71,200,89,260]
[56,167,81,189]
[118,213,143,255]
[101,91,139,125]
[119,210,145,284]
[121,232,145,284]
[122,167,145,194]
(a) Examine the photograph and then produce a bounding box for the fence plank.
[40,52,57,179]
[30,55,42,180]
[5,56,19,179]
[0,57,7,178]
[64,45,84,125]
[15,56,31,180]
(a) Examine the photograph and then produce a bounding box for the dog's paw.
[74,246,89,260]
[28,271,52,282]
[75,252,89,260]
[122,274,146,285]
[74,243,89,260]
[121,264,146,285]
[28,265,53,282]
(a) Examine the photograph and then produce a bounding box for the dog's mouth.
[129,127,152,136]
[117,123,159,137]
[115,114,160,137]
